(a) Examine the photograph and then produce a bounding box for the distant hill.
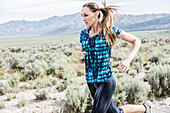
[0,13,170,38]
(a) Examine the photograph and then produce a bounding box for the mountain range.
[0,13,170,38]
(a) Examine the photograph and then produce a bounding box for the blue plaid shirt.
[80,26,122,83]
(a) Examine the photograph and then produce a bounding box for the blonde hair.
[83,0,119,47]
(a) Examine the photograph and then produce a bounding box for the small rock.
[165,98,170,105]
[36,105,40,108]
[160,100,168,105]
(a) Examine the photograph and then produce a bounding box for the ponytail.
[83,0,119,47]
[99,0,119,47]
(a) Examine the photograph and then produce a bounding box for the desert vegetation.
[0,30,169,112]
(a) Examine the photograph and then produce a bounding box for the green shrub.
[75,66,84,77]
[148,54,159,64]
[0,82,10,95]
[64,48,73,57]
[33,77,53,89]
[148,64,170,97]
[0,99,5,109]
[56,81,67,92]
[34,89,49,100]
[64,70,77,83]
[49,76,58,85]
[8,74,20,87]
[6,93,16,101]
[20,75,26,82]
[128,69,137,77]
[8,53,28,70]
[17,97,26,108]
[66,85,93,113]
[9,47,21,53]
[143,62,151,71]
[113,76,151,106]
[46,63,65,79]
[110,52,126,61]
[23,61,44,80]
[141,38,148,43]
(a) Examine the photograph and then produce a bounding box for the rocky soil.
[0,81,169,113]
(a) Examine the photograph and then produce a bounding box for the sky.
[0,0,170,24]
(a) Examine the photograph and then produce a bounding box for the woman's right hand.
[77,51,86,60]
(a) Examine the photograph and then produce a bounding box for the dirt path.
[0,77,169,113]
[0,87,66,113]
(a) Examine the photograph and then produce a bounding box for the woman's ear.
[94,11,99,18]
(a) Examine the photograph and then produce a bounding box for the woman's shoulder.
[112,26,123,35]
[112,26,122,30]
[80,27,90,34]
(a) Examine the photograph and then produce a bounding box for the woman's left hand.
[117,58,132,72]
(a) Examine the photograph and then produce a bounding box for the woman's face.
[81,7,97,27]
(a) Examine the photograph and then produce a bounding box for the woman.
[77,1,152,113]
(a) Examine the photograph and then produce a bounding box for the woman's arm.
[117,30,141,72]
[77,43,86,64]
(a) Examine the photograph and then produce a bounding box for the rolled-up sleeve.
[112,26,123,36]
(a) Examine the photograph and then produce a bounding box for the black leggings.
[87,76,124,113]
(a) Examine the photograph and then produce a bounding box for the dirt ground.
[0,85,169,113]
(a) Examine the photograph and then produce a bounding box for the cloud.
[0,0,88,23]
[0,0,81,14]
[0,0,169,23]
[114,2,137,6]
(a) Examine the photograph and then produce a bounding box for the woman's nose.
[83,17,85,21]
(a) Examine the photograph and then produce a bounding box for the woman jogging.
[77,1,152,113]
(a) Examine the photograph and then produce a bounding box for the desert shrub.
[159,42,166,46]
[34,89,49,100]
[0,100,5,109]
[113,76,151,106]
[64,48,73,57]
[8,53,28,70]
[113,72,124,79]
[56,81,67,92]
[130,54,143,73]
[33,77,53,89]
[49,76,58,85]
[121,42,128,47]
[8,74,20,87]
[143,62,152,71]
[128,69,137,77]
[148,54,159,64]
[17,97,26,108]
[0,57,3,68]
[111,61,120,68]
[64,70,77,83]
[0,69,4,77]
[141,38,148,43]
[46,63,66,79]
[148,64,170,97]
[0,82,10,95]
[75,67,84,77]
[6,93,14,101]
[49,46,57,50]
[9,47,21,53]
[20,75,26,82]
[165,38,170,43]
[44,52,65,64]
[66,85,93,113]
[23,60,44,80]
[111,52,127,61]
[34,53,44,60]
[139,44,153,53]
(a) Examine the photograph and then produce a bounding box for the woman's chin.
[86,25,91,27]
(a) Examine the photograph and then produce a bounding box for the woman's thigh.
[89,77,119,113]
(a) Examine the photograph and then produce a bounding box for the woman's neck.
[90,20,101,33]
